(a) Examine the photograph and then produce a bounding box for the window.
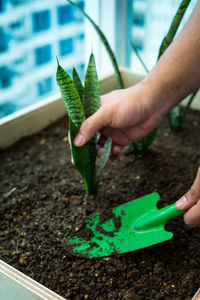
[133,13,145,27]
[10,20,23,30]
[0,67,12,89]
[35,45,52,66]
[77,1,84,10]
[59,38,73,56]
[57,5,74,25]
[132,38,143,51]
[37,77,52,96]
[74,1,85,22]
[32,10,51,32]
[0,102,17,118]
[79,33,84,40]
[11,0,29,5]
[0,0,6,12]
[14,56,26,65]
[131,0,198,73]
[0,28,8,52]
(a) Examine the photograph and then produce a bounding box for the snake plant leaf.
[158,0,191,59]
[96,137,112,189]
[168,106,181,132]
[73,67,84,102]
[56,62,94,195]
[130,42,158,152]
[180,90,198,122]
[69,119,93,195]
[66,0,124,89]
[83,53,100,118]
[83,53,101,194]
[131,129,157,154]
[56,63,85,128]
[169,90,198,131]
[131,42,149,73]
[158,0,191,130]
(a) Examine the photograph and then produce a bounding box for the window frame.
[84,0,132,78]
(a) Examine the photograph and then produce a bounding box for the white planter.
[192,288,200,300]
[0,68,200,298]
[0,260,65,300]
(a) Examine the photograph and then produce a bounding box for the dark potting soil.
[1,109,200,300]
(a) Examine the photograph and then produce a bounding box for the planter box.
[0,68,200,299]
[0,260,65,300]
[192,288,200,300]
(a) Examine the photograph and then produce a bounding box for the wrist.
[140,73,179,117]
[134,78,166,120]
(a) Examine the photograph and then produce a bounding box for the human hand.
[175,167,200,228]
[74,81,163,159]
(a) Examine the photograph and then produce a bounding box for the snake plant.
[56,53,112,196]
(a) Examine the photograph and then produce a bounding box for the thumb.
[74,108,106,146]
[175,167,200,211]
[175,167,200,227]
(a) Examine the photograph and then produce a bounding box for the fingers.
[183,200,200,227]
[110,145,123,160]
[97,143,123,160]
[175,167,200,227]
[74,108,107,147]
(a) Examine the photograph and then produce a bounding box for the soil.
[0,109,200,300]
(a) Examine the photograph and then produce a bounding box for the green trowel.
[64,193,186,258]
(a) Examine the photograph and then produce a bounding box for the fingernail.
[175,196,188,209]
[74,133,83,146]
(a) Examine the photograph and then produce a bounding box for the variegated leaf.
[56,63,85,128]
[73,67,84,102]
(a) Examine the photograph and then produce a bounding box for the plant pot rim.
[0,260,66,300]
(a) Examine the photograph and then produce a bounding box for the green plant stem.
[131,42,149,73]
[158,0,192,131]
[158,0,192,59]
[180,90,198,122]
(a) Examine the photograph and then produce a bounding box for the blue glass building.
[0,0,85,118]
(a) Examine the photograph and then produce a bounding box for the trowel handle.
[135,203,187,231]
[161,203,187,222]
[150,203,187,228]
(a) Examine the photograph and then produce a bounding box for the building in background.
[131,0,197,74]
[0,0,85,118]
